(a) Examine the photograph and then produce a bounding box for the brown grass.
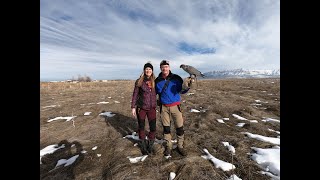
[40,78,280,180]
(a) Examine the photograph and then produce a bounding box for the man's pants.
[160,105,185,149]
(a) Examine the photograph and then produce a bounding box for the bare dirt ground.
[40,78,280,180]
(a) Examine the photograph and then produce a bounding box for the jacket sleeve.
[131,80,139,108]
[180,87,190,94]
[155,77,161,95]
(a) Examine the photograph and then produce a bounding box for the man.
[155,60,192,156]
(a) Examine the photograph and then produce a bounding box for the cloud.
[40,0,279,81]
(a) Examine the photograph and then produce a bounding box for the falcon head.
[180,64,185,68]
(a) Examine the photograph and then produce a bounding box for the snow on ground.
[97,101,109,104]
[232,114,248,120]
[268,128,280,134]
[222,142,235,155]
[169,172,176,180]
[216,119,225,123]
[123,132,140,141]
[127,155,148,163]
[42,105,57,108]
[242,132,280,145]
[84,112,91,115]
[232,114,258,123]
[251,146,280,179]
[260,171,280,180]
[236,123,246,127]
[40,144,65,164]
[201,149,235,171]
[47,116,77,122]
[190,109,200,112]
[226,174,242,180]
[262,117,280,123]
[55,154,79,167]
[190,108,207,113]
[99,112,116,117]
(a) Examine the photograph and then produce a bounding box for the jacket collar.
[158,71,172,80]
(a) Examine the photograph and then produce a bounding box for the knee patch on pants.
[176,126,184,136]
[163,126,170,134]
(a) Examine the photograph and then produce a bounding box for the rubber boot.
[164,133,172,156]
[147,140,155,155]
[177,134,187,156]
[140,140,148,155]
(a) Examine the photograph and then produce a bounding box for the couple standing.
[131,60,192,157]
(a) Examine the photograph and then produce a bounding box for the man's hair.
[160,60,170,66]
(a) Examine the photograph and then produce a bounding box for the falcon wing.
[185,65,203,77]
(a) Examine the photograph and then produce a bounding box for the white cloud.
[41,0,279,81]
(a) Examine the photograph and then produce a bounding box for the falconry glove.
[182,77,193,90]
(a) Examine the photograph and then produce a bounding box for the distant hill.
[203,68,280,79]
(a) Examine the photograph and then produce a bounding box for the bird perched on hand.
[180,64,205,87]
[180,64,205,78]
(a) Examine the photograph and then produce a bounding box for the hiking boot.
[140,140,148,155]
[177,147,187,156]
[164,146,172,156]
[147,140,155,154]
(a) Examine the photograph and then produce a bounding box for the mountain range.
[202,69,280,79]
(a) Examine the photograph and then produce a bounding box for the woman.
[131,62,157,155]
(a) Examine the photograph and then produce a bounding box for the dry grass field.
[40,78,280,180]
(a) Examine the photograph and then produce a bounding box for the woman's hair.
[136,71,155,88]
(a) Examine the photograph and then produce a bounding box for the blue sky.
[40,0,280,81]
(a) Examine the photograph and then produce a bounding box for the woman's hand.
[132,108,136,118]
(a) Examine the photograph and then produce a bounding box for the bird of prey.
[180,64,205,87]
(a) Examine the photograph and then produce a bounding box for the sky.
[40,0,280,81]
[42,102,280,179]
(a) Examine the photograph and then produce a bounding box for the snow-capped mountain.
[203,69,280,79]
